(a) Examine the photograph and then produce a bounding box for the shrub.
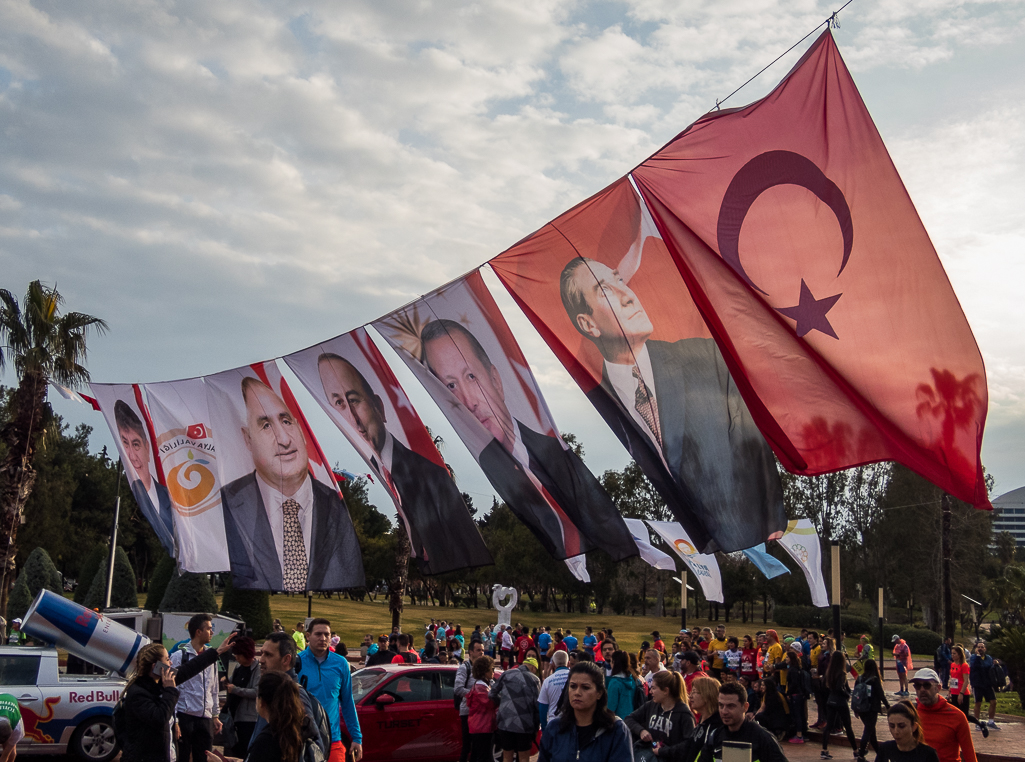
[83,546,138,609]
[74,544,107,605]
[145,555,176,611]
[22,547,63,597]
[220,576,272,638]
[6,577,34,622]
[159,571,218,614]
[883,625,942,656]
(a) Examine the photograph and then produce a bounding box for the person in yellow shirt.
[708,624,729,679]
[809,632,822,670]
[765,629,786,688]
[292,621,307,652]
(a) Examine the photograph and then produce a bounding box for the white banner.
[141,378,229,572]
[624,518,675,571]
[646,520,723,602]
[777,518,829,607]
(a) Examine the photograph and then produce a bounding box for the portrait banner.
[777,518,828,608]
[630,30,989,509]
[646,520,723,603]
[373,270,636,563]
[141,378,229,573]
[89,383,176,556]
[491,176,786,554]
[204,361,364,592]
[283,327,492,576]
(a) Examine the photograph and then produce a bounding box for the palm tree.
[0,281,107,612]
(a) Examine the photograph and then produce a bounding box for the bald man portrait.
[560,256,785,553]
[316,352,492,575]
[114,400,176,555]
[219,377,363,592]
[420,319,635,562]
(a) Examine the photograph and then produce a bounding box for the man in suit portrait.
[114,400,175,554]
[559,256,785,553]
[316,352,491,575]
[219,376,362,592]
[420,319,635,562]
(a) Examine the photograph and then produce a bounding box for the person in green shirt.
[292,621,307,652]
[0,693,25,762]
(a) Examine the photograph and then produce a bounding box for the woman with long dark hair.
[875,701,940,762]
[784,649,810,744]
[820,646,857,760]
[240,672,318,762]
[538,662,632,761]
[607,650,643,718]
[754,677,790,738]
[853,659,889,760]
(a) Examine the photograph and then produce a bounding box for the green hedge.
[145,555,176,611]
[159,571,218,614]
[772,606,873,641]
[220,576,271,638]
[74,544,108,605]
[883,625,942,656]
[6,577,34,622]
[83,546,138,609]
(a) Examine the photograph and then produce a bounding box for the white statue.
[492,585,518,628]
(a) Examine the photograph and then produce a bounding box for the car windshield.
[351,668,386,701]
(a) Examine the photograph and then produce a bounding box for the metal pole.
[103,462,123,609]
[942,494,954,640]
[878,586,885,679]
[307,591,313,619]
[681,570,688,631]
[831,542,842,648]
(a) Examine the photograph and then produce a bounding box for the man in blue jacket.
[969,641,999,731]
[299,618,363,761]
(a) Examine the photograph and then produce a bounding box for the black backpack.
[111,692,127,741]
[631,678,646,711]
[296,669,332,762]
[850,677,872,715]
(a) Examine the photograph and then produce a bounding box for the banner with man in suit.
[491,178,787,554]
[373,271,636,564]
[90,383,177,556]
[203,361,364,592]
[142,378,230,573]
[284,327,493,576]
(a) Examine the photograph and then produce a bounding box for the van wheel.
[71,717,119,762]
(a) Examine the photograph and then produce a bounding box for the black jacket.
[246,715,320,762]
[118,647,222,762]
[665,711,724,762]
[855,675,890,715]
[624,700,695,757]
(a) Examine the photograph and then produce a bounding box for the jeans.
[822,704,857,752]
[857,712,879,757]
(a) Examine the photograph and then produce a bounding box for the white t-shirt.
[538,668,571,723]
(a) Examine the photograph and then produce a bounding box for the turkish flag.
[630,30,989,508]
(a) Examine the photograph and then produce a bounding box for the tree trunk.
[656,576,665,619]
[941,494,955,640]
[388,524,411,631]
[0,371,47,615]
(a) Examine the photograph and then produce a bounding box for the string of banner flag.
[66,31,988,605]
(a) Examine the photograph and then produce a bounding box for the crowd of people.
[111,614,1013,762]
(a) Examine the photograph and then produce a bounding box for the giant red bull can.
[22,589,150,675]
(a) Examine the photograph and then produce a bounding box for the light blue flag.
[742,544,790,579]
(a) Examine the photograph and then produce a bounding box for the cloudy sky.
[2,0,1023,518]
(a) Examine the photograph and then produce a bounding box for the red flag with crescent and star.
[629,29,989,508]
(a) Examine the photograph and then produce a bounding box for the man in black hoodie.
[716,683,787,762]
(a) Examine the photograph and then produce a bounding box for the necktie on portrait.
[633,365,663,450]
[281,498,309,593]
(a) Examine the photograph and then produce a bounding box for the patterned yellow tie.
[633,365,663,450]
[282,498,308,593]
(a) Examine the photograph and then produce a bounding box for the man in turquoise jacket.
[298,618,363,762]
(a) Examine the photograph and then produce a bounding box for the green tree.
[74,544,108,604]
[220,576,272,638]
[6,576,33,621]
[146,554,176,611]
[20,546,62,597]
[83,546,137,609]
[159,571,218,614]
[0,281,107,613]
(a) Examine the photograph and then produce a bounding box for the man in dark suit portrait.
[420,319,635,562]
[316,352,492,575]
[559,256,785,553]
[219,376,362,592]
[114,400,175,554]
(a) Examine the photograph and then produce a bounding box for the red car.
[350,663,535,761]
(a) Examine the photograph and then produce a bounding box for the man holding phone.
[169,614,221,762]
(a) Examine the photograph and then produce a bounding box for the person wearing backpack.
[297,618,363,761]
[853,658,890,761]
[606,650,644,719]
[390,633,421,664]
